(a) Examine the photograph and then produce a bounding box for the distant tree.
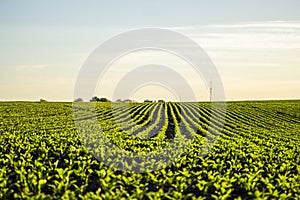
[74,98,84,102]
[115,99,122,102]
[40,99,47,103]
[90,96,100,102]
[99,97,111,102]
[158,100,165,103]
[90,96,111,102]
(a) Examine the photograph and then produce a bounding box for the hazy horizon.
[1,1,299,102]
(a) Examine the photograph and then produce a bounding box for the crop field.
[0,100,299,199]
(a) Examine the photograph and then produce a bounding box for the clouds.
[1,20,299,101]
[172,21,300,50]
[176,21,300,29]
[171,21,300,100]
[94,21,300,101]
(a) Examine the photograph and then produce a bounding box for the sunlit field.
[1,100,299,199]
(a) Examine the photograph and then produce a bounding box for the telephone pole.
[210,78,212,102]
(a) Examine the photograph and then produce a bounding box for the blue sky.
[1,0,299,27]
[0,0,300,101]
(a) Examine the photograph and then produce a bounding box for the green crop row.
[0,101,299,199]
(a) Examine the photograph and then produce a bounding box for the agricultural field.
[0,100,299,199]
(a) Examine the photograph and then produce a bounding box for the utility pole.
[210,78,212,102]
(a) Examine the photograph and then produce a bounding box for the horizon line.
[0,98,299,103]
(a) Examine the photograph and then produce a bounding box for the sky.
[0,0,300,101]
